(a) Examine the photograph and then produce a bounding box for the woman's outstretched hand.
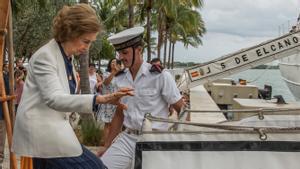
[96,87,134,109]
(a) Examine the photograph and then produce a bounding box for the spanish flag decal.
[191,71,200,78]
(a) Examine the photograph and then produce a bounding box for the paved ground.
[2,139,19,169]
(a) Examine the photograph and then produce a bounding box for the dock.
[189,85,226,123]
[183,85,226,131]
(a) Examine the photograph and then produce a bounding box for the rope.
[169,107,300,131]
[145,114,300,140]
[247,64,272,83]
[184,107,300,113]
[148,115,300,131]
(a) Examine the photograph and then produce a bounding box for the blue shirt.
[58,43,76,94]
[58,42,98,111]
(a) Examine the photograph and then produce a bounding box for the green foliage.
[80,119,103,146]
[12,0,78,59]
[11,0,206,65]
[13,2,54,58]
[90,36,115,63]
[100,36,116,60]
[93,0,128,33]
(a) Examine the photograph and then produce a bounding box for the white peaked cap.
[108,26,144,50]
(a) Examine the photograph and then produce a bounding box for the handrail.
[144,113,300,140]
[183,108,300,113]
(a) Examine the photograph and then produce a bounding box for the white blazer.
[12,39,95,158]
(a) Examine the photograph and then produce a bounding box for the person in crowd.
[15,58,23,70]
[150,57,164,73]
[150,57,162,66]
[18,66,27,79]
[95,72,103,95]
[151,58,179,118]
[89,63,98,94]
[12,4,133,169]
[98,26,184,169]
[14,69,25,111]
[96,58,122,144]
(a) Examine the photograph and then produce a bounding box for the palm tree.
[78,0,91,96]
[135,0,154,62]
[169,4,205,68]
[154,0,176,61]
[154,0,205,67]
[146,0,153,62]
[128,0,134,28]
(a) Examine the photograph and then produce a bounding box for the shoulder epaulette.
[149,64,164,73]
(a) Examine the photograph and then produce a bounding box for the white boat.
[279,52,300,100]
[279,17,300,100]
[134,25,300,169]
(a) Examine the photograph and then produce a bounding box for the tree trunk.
[167,38,172,69]
[79,0,93,120]
[98,57,102,73]
[157,9,163,59]
[79,53,90,94]
[16,23,31,57]
[128,0,134,28]
[146,0,152,62]
[79,0,91,95]
[171,42,175,69]
[163,31,167,67]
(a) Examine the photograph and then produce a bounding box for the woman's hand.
[96,87,134,109]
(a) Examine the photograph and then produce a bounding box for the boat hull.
[135,131,300,169]
[279,53,300,100]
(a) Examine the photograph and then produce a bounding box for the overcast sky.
[172,0,300,63]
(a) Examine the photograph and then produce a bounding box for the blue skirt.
[33,146,106,169]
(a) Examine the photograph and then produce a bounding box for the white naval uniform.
[101,62,182,169]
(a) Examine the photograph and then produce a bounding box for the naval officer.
[98,26,184,169]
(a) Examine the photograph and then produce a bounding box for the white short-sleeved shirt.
[115,62,182,130]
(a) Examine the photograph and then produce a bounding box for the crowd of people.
[0,3,189,169]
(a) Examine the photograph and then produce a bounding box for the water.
[229,69,296,102]
[173,68,296,102]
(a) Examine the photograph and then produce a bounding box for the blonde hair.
[52,3,101,43]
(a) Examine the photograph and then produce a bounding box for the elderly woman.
[12,4,133,169]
